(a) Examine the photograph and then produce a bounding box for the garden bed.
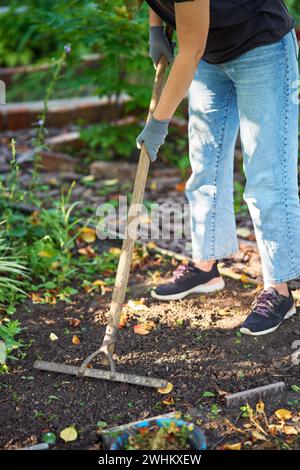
[1,244,300,450]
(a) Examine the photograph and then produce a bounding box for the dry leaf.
[50,333,58,341]
[78,246,96,258]
[133,322,155,335]
[282,426,298,436]
[157,382,173,395]
[256,400,265,414]
[268,424,282,435]
[92,280,106,296]
[72,335,80,345]
[146,242,157,250]
[251,430,267,441]
[236,227,252,239]
[79,227,96,244]
[31,293,43,303]
[30,211,40,225]
[162,396,175,406]
[221,442,242,450]
[38,250,53,258]
[69,318,81,328]
[118,312,128,329]
[175,182,186,192]
[92,280,105,287]
[60,426,77,442]
[275,409,292,421]
[240,274,250,284]
[109,247,121,256]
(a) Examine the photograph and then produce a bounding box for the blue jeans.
[186,30,300,284]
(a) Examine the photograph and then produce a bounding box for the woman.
[136,0,300,336]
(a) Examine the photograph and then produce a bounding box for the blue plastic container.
[109,417,207,450]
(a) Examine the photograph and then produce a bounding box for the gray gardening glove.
[136,116,170,162]
[149,26,175,67]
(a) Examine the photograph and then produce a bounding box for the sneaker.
[240,286,297,336]
[151,260,225,301]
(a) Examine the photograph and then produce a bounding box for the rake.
[34,26,174,389]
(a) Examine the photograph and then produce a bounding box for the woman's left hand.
[136,116,170,162]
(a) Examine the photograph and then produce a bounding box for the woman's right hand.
[149,26,175,67]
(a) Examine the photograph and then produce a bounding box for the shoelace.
[171,264,194,283]
[251,289,281,317]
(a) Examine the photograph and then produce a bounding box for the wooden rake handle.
[95,26,174,364]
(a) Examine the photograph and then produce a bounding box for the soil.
[1,249,300,450]
[1,127,300,450]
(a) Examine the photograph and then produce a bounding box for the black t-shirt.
[145,0,295,63]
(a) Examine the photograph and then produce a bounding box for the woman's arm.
[136,0,210,162]
[153,0,210,120]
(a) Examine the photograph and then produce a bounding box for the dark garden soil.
[1,249,300,450]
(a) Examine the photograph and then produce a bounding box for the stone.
[37,150,76,172]
[90,160,136,181]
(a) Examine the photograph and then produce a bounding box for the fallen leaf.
[251,430,267,441]
[146,242,157,250]
[282,425,298,436]
[69,318,81,328]
[42,432,56,444]
[150,181,157,191]
[221,442,242,450]
[240,274,251,284]
[109,247,121,256]
[162,396,175,406]
[157,382,173,395]
[269,424,282,435]
[256,400,265,414]
[243,423,252,429]
[30,211,41,225]
[96,421,108,429]
[31,293,44,303]
[50,333,58,341]
[80,227,97,244]
[72,335,81,345]
[50,261,60,270]
[275,409,292,421]
[60,426,77,442]
[93,280,105,287]
[133,322,155,335]
[219,308,231,316]
[0,341,6,365]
